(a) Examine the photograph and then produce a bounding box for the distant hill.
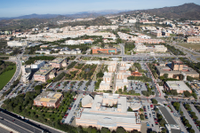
[145,3,200,20]
[60,16,111,27]
[123,3,200,20]
[0,10,124,21]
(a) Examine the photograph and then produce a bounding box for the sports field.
[0,65,16,90]
[178,43,200,51]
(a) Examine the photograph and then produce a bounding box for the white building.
[35,50,51,55]
[7,41,28,47]
[129,19,137,23]
[58,48,81,55]
[31,60,45,69]
[21,65,31,83]
[134,43,167,53]
[76,93,141,131]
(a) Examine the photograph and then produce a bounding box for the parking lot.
[142,100,159,132]
[48,80,95,92]
[123,57,155,62]
[128,80,147,95]
[62,94,82,124]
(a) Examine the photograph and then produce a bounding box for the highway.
[0,111,43,133]
[0,108,65,133]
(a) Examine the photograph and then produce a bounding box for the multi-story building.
[31,60,45,69]
[7,40,28,47]
[92,48,117,54]
[34,91,63,108]
[49,57,67,68]
[115,62,131,91]
[99,61,117,91]
[187,36,200,43]
[164,81,192,93]
[134,44,167,53]
[156,60,199,79]
[34,67,55,82]
[76,93,141,131]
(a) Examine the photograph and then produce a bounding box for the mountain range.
[0,3,200,21]
[138,3,200,20]
[0,10,126,21]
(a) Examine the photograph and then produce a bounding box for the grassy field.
[0,65,16,90]
[196,57,200,61]
[178,43,200,51]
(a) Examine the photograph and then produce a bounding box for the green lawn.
[0,65,16,90]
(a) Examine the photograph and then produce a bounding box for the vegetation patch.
[0,61,16,90]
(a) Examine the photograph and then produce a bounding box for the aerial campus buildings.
[33,57,67,82]
[92,47,117,54]
[156,60,199,79]
[99,61,131,91]
[76,93,141,131]
[34,91,63,108]
[164,81,192,93]
[157,106,181,133]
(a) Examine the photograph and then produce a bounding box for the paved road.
[64,94,82,124]
[0,111,42,133]
[0,124,17,133]
[0,108,65,133]
[180,104,199,133]
[169,103,187,133]
[119,43,125,56]
[142,101,158,132]
[190,104,200,120]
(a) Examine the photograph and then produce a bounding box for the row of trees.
[127,75,151,82]
[165,44,185,55]
[25,56,56,64]
[0,61,16,75]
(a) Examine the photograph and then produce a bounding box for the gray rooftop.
[171,129,181,133]
[158,106,177,125]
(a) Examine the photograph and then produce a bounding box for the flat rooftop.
[50,57,66,64]
[156,65,199,75]
[158,106,177,125]
[166,81,191,91]
[35,67,54,76]
[171,129,181,133]
[34,91,62,103]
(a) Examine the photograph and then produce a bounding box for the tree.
[151,99,158,104]
[116,127,126,133]
[101,127,110,133]
[184,91,191,97]
[118,89,122,94]
[163,73,168,79]
[187,76,195,81]
[140,114,144,120]
[127,107,133,112]
[97,71,104,78]
[139,108,144,112]
[34,85,42,94]
[189,129,195,133]
[170,90,178,95]
[124,86,127,92]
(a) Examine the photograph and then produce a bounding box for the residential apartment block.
[99,61,117,91]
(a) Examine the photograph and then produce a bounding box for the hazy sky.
[0,0,200,17]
